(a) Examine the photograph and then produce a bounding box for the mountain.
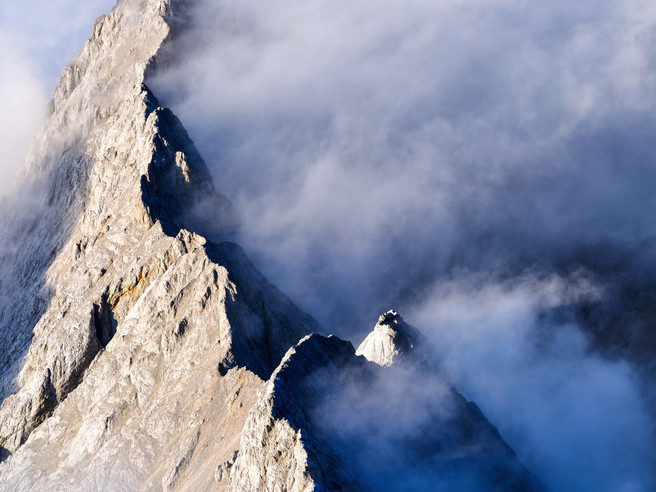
[0,0,540,490]
[229,320,538,491]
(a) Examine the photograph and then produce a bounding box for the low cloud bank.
[410,275,655,491]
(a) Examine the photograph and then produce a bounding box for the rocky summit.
[0,0,541,490]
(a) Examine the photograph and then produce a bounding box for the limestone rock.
[0,0,174,417]
[356,309,425,366]
[0,0,542,490]
[228,334,367,492]
[0,0,316,482]
[229,331,541,491]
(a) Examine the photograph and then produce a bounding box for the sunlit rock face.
[0,0,315,485]
[356,309,426,367]
[0,0,540,490]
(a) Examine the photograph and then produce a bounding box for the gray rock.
[356,309,425,366]
[214,451,239,483]
[0,0,317,488]
[228,334,366,492]
[0,1,542,491]
[229,327,541,491]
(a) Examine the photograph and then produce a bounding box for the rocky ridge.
[0,0,315,481]
[226,318,540,491]
[356,309,426,366]
[0,0,540,490]
[0,0,175,407]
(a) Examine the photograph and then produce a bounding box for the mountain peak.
[0,0,293,470]
[377,308,401,324]
[356,309,425,366]
[229,330,540,491]
[0,2,542,490]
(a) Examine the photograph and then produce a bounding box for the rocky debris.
[356,309,426,366]
[215,450,239,483]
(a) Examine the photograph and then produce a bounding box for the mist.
[313,351,536,492]
[303,273,656,491]
[151,0,656,334]
[149,0,656,490]
[411,274,655,491]
[0,0,115,197]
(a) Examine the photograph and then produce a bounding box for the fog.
[411,274,654,491]
[151,0,656,335]
[0,0,115,196]
[149,0,656,489]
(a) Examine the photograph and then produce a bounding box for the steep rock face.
[229,324,540,492]
[228,335,366,492]
[0,0,219,406]
[0,0,317,475]
[0,229,317,490]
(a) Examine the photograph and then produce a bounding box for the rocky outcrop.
[0,0,316,478]
[0,0,174,413]
[0,0,224,407]
[228,334,366,492]
[229,321,541,491]
[356,309,425,366]
[0,227,317,489]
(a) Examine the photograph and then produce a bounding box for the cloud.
[151,0,656,334]
[149,0,656,489]
[409,274,655,491]
[0,34,47,197]
[0,0,115,197]
[313,353,534,491]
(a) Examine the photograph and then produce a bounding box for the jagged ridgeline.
[0,0,541,490]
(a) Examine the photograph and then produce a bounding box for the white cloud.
[410,274,655,491]
[0,0,115,196]
[0,34,46,195]
[152,0,656,332]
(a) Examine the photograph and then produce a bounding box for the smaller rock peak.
[377,309,400,325]
[356,310,425,367]
[274,334,357,382]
